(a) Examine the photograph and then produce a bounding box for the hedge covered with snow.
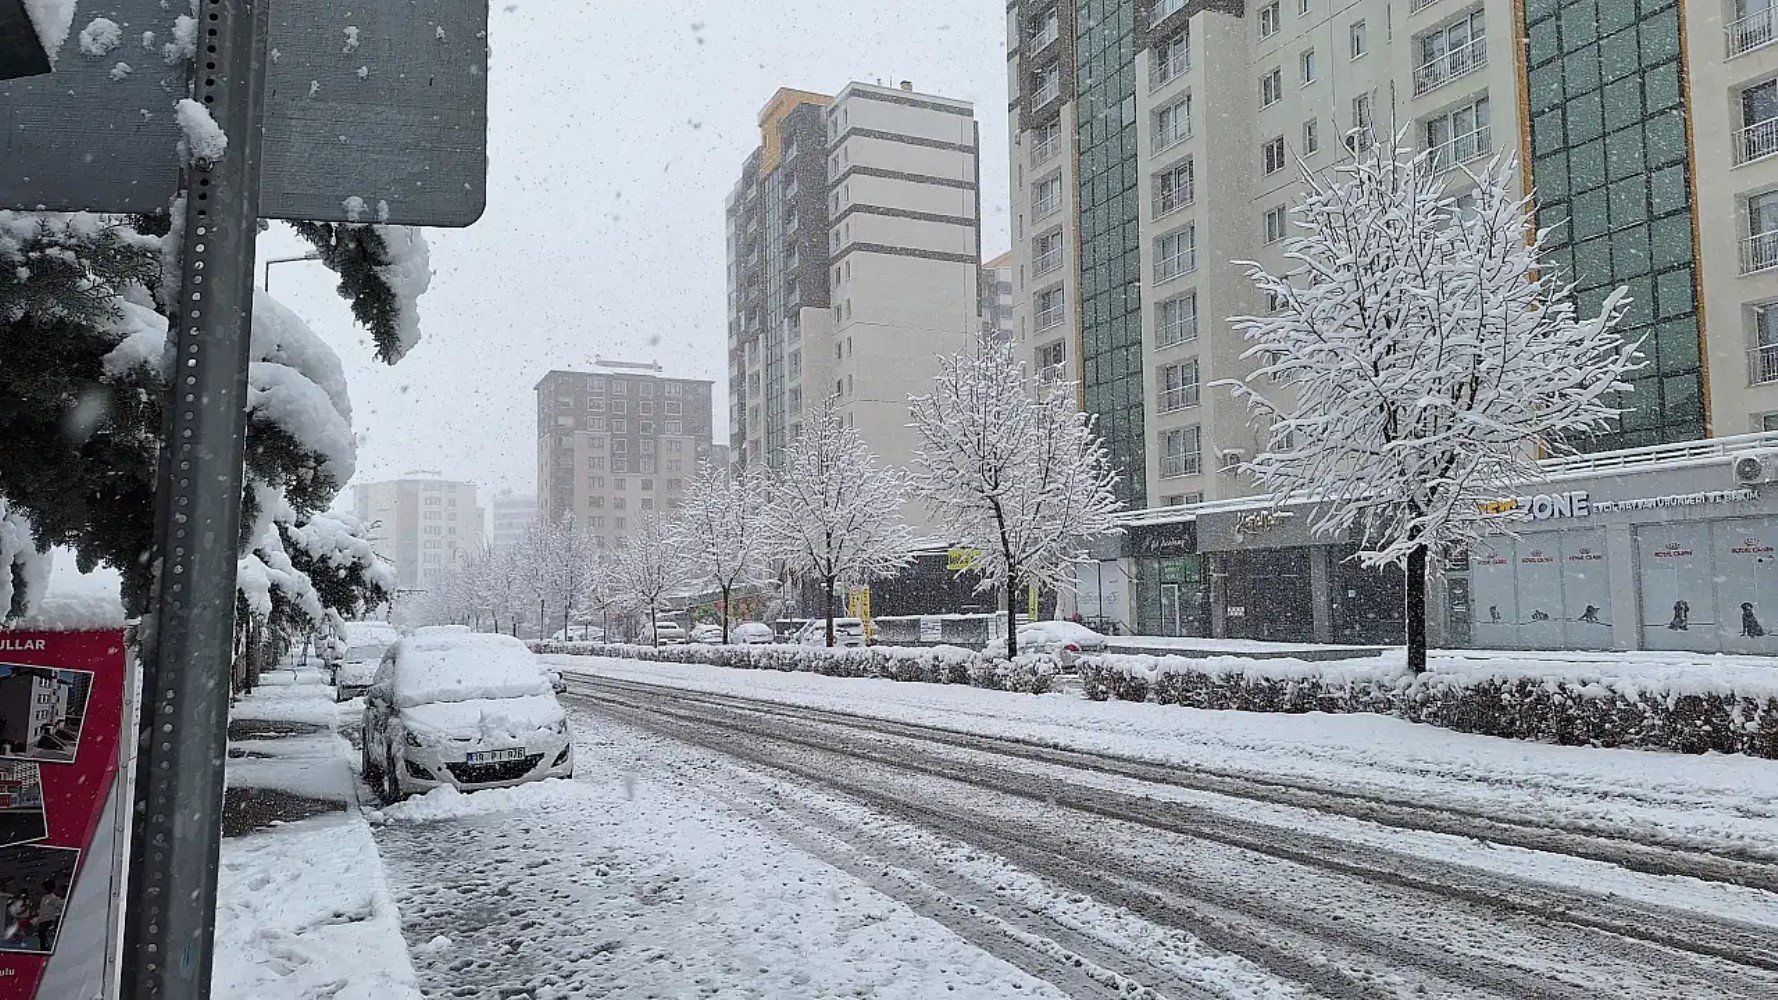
[535,642,1058,695]
[1078,653,1778,758]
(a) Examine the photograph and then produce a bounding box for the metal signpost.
[0,0,488,995]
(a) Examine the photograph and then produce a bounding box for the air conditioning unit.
[1218,449,1245,474]
[1732,451,1778,485]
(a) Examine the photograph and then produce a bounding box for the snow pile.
[390,634,552,707]
[174,98,227,165]
[376,777,585,824]
[245,361,356,487]
[99,299,169,379]
[538,641,1058,694]
[159,14,195,63]
[370,226,430,363]
[76,17,121,56]
[1076,649,1778,758]
[22,0,77,63]
[0,504,52,621]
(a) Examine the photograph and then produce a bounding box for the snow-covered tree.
[603,514,689,647]
[763,399,915,647]
[672,461,770,643]
[911,341,1122,658]
[528,514,599,639]
[1227,140,1640,672]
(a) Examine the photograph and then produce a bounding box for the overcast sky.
[258,0,1010,506]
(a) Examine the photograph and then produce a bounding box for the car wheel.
[380,751,404,803]
[361,736,381,785]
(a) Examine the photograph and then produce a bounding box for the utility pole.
[122,0,270,994]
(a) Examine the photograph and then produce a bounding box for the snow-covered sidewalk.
[548,654,1778,859]
[213,666,421,1000]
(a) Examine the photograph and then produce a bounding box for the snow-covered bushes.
[536,642,1055,695]
[1078,654,1778,758]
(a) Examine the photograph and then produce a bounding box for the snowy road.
[363,661,1778,999]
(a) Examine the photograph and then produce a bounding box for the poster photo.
[0,846,77,956]
[0,665,94,766]
[0,765,46,851]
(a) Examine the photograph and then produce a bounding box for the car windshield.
[23,3,1778,996]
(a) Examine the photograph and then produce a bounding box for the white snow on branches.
[671,462,771,639]
[604,514,690,634]
[246,362,356,488]
[99,300,170,379]
[764,399,915,600]
[175,98,228,165]
[252,294,353,424]
[1226,141,1641,570]
[286,512,397,596]
[77,17,122,56]
[911,340,1123,603]
[373,226,430,363]
[22,0,77,63]
[0,502,51,620]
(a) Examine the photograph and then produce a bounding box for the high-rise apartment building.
[1006,0,1748,510]
[535,363,715,550]
[352,475,485,593]
[488,490,537,552]
[727,82,983,476]
[980,250,1016,342]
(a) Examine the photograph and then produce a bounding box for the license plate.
[465,748,525,764]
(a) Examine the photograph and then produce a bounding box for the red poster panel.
[0,631,127,1000]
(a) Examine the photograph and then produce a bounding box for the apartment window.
[1302,119,1320,155]
[668,479,684,492]
[665,382,682,396]
[1152,27,1189,87]
[641,457,657,473]
[613,381,627,395]
[1262,136,1287,174]
[590,476,604,488]
[1425,95,1491,169]
[666,439,683,453]
[1745,191,1778,274]
[641,498,654,511]
[613,477,627,490]
[1031,119,1062,162]
[612,438,628,453]
[1030,6,1060,48]
[640,400,655,415]
[1349,19,1368,58]
[1156,293,1198,348]
[1160,426,1202,478]
[1158,360,1200,413]
[640,439,657,455]
[1156,226,1197,281]
[1299,48,1317,85]
[1264,205,1289,244]
[1033,229,1064,276]
[1259,1,1280,39]
[1153,159,1194,216]
[590,496,605,509]
[587,397,605,412]
[1741,79,1778,164]
[424,496,441,505]
[611,399,627,415]
[1754,304,1778,383]
[589,436,605,452]
[1154,94,1191,151]
[1037,339,1066,370]
[1414,10,1487,96]
[1033,61,1061,105]
[1032,174,1063,217]
[666,419,684,434]
[641,421,654,435]
[612,419,626,432]
[1154,0,1186,22]
[664,400,682,415]
[1347,93,1375,151]
[788,350,802,376]
[589,417,608,431]
[1260,67,1283,107]
[615,518,626,530]
[589,375,607,391]
[1035,286,1066,330]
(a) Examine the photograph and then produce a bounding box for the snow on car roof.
[341,620,399,645]
[388,633,552,709]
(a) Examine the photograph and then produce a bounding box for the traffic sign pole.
[121,0,270,993]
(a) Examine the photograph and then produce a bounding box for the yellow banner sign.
[946,547,984,572]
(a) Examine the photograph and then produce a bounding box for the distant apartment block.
[352,475,484,593]
[489,490,537,552]
[980,249,1015,342]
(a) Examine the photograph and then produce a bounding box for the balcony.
[1150,46,1190,90]
[1729,7,1778,58]
[1738,117,1778,165]
[1033,75,1062,107]
[1028,21,1059,53]
[1032,130,1060,163]
[1428,125,1491,170]
[1158,384,1199,413]
[1742,230,1778,275]
[1408,0,1443,13]
[1752,344,1778,384]
[1413,38,1486,97]
[1160,453,1200,479]
[1034,245,1063,276]
[1154,180,1194,217]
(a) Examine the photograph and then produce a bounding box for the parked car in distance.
[328,621,400,698]
[732,622,776,645]
[689,623,724,644]
[650,620,688,645]
[793,618,867,648]
[983,621,1107,668]
[361,632,572,802]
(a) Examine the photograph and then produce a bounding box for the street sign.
[0,630,130,1000]
[0,0,487,226]
[946,547,983,572]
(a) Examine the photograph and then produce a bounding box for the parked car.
[327,621,400,698]
[793,618,867,648]
[732,622,777,645]
[650,620,688,645]
[412,624,471,637]
[690,623,724,644]
[983,621,1107,668]
[361,632,573,802]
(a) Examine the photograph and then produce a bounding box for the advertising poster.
[1711,516,1778,654]
[0,631,128,1000]
[1468,544,1518,648]
[1637,523,1716,652]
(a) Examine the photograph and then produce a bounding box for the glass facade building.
[1075,0,1148,505]
[1522,0,1705,447]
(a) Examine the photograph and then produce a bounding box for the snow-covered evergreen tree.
[603,514,689,647]
[672,461,770,643]
[1227,141,1640,671]
[911,341,1122,657]
[763,399,915,647]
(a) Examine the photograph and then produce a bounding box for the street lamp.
[262,250,321,290]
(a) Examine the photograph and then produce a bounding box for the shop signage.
[946,548,984,572]
[1235,509,1295,539]
[1479,490,1591,520]
[1730,537,1776,557]
[0,630,128,1000]
[1129,521,1197,558]
[1590,488,1756,515]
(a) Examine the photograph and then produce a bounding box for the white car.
[690,624,724,644]
[732,622,777,645]
[983,621,1107,668]
[650,621,688,645]
[331,623,400,702]
[793,618,867,648]
[361,632,573,802]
